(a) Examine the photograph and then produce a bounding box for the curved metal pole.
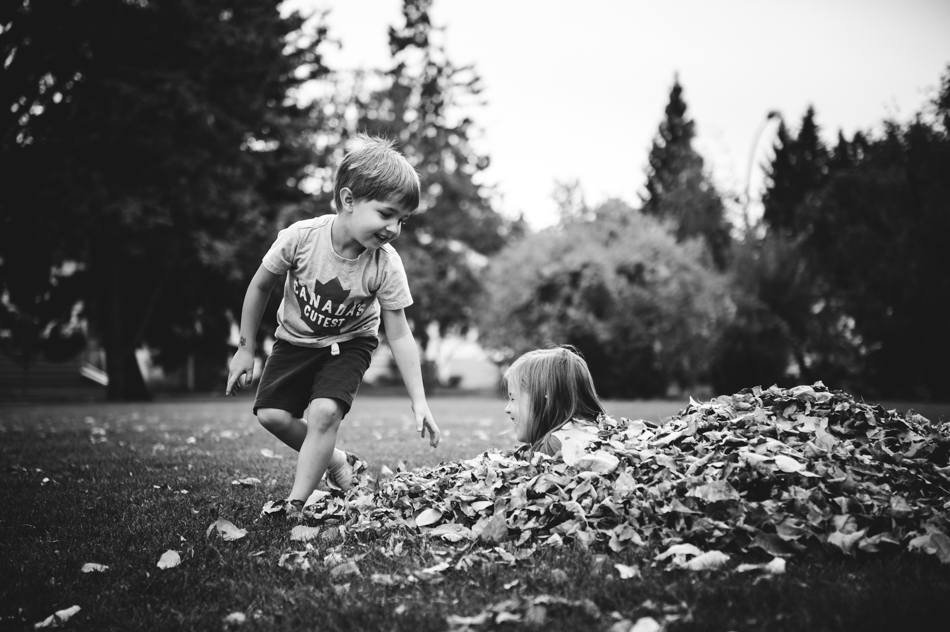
[743,110,781,231]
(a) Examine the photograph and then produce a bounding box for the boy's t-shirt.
[261,215,412,348]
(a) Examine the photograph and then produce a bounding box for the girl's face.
[505,383,532,443]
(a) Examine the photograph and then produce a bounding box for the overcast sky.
[286,0,950,229]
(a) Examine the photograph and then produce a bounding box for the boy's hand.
[413,402,440,448]
[226,348,255,396]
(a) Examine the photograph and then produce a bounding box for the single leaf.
[223,612,246,625]
[290,525,321,542]
[207,519,247,541]
[480,512,508,543]
[629,617,662,632]
[157,550,181,569]
[774,454,804,473]
[655,543,703,561]
[80,563,109,573]
[414,507,443,528]
[34,605,81,629]
[577,450,620,474]
[428,522,474,542]
[684,550,730,570]
[614,563,640,579]
[329,560,360,578]
[931,532,950,563]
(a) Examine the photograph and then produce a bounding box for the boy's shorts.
[253,336,379,419]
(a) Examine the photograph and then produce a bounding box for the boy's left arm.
[381,308,441,448]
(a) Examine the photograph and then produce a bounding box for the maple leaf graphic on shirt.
[293,276,366,334]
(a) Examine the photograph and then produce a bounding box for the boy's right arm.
[226,265,282,396]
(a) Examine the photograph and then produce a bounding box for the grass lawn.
[2,392,949,631]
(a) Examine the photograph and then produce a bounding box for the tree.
[799,117,950,400]
[0,0,329,399]
[755,69,950,400]
[478,200,731,398]
[345,0,524,386]
[641,77,732,269]
[761,106,830,236]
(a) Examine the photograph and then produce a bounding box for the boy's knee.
[307,398,346,431]
[257,408,295,433]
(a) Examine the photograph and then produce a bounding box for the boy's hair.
[334,133,420,212]
[502,345,605,447]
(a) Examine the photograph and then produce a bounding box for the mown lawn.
[1,393,949,631]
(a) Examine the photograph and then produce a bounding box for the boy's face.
[505,384,532,443]
[341,188,413,250]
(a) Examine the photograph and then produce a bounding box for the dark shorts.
[253,336,379,419]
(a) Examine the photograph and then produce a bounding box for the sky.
[285,0,950,230]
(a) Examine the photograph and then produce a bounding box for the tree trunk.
[104,242,151,401]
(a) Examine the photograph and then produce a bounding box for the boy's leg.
[287,398,345,502]
[256,408,308,450]
[289,337,378,498]
[253,339,323,450]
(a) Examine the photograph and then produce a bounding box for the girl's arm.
[226,265,282,396]
[381,308,441,448]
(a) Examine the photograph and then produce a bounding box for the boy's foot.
[260,498,305,519]
[326,450,366,492]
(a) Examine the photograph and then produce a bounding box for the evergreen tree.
[641,77,732,269]
[349,0,524,384]
[761,106,830,235]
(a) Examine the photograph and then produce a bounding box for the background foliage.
[0,0,948,402]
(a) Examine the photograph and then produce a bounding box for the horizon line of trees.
[2,0,947,402]
[479,68,950,402]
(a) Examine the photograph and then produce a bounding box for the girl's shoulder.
[534,418,596,457]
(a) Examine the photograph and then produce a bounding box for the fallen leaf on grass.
[908,531,950,563]
[260,449,281,459]
[290,525,321,542]
[446,612,492,627]
[278,551,310,571]
[230,477,261,487]
[329,561,360,579]
[828,529,866,555]
[370,573,401,586]
[333,583,350,595]
[157,550,181,569]
[34,605,80,629]
[614,563,640,579]
[206,519,247,542]
[428,523,474,542]
[684,550,730,571]
[80,563,108,573]
[736,557,787,574]
[655,543,703,561]
[222,612,246,626]
[629,617,662,632]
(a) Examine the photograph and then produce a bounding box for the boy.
[225,134,440,516]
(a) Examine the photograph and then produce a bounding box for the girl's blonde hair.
[502,345,605,448]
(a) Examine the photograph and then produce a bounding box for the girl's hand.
[413,402,441,448]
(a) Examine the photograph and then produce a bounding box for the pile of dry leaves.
[300,382,950,565]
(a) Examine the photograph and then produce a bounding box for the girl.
[503,345,606,456]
